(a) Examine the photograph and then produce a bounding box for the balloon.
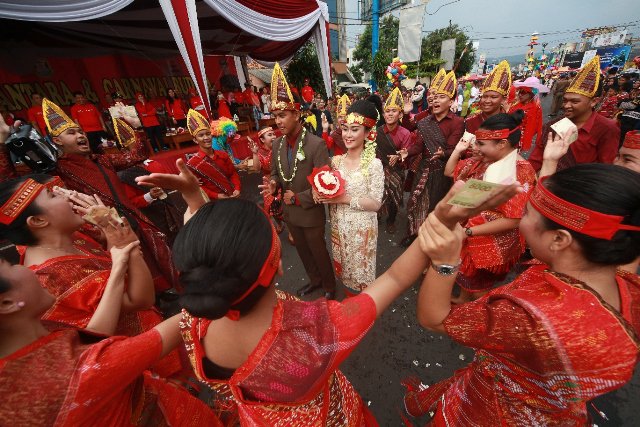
[393,81,399,87]
[387,73,393,80]
[401,64,407,71]
[391,68,398,75]
[393,57,400,63]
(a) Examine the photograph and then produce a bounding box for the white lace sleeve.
[368,158,385,205]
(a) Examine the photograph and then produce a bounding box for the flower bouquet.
[307,165,345,199]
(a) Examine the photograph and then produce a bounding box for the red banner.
[0,54,238,116]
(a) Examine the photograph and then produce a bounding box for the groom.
[260,64,336,299]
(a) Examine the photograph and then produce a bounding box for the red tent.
[0,0,332,116]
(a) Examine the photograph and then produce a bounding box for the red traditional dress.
[322,127,346,155]
[256,146,283,225]
[217,99,232,119]
[186,149,241,200]
[405,265,640,426]
[508,98,542,151]
[180,292,379,426]
[54,140,177,292]
[453,158,536,292]
[0,328,220,426]
[18,232,182,377]
[597,92,628,118]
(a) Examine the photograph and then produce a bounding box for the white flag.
[398,4,426,63]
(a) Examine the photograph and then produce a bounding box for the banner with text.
[0,54,238,116]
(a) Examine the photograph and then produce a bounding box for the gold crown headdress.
[430,69,447,92]
[187,108,210,137]
[270,63,299,112]
[112,117,136,147]
[336,94,352,118]
[430,70,457,99]
[482,60,512,97]
[384,87,403,111]
[42,98,79,136]
[566,56,601,98]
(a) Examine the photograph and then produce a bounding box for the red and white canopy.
[0,0,331,117]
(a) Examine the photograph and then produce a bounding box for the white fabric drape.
[0,0,133,22]
[205,0,331,97]
[203,0,320,42]
[159,0,211,116]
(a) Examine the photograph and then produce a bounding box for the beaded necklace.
[277,127,307,182]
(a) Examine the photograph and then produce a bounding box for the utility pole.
[370,0,380,92]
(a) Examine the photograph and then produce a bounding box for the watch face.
[439,265,455,275]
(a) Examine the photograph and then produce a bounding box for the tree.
[285,41,324,96]
[352,15,399,78]
[349,66,363,83]
[417,24,476,77]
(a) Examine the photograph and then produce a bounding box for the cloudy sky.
[344,0,639,59]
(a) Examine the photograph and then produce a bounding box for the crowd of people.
[0,52,639,427]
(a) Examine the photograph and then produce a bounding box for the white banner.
[440,38,456,70]
[592,30,627,48]
[398,4,426,63]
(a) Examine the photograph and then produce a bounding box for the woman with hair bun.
[316,100,385,296]
[409,163,640,426]
[134,156,519,426]
[448,110,537,302]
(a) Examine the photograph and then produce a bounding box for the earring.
[17,301,25,308]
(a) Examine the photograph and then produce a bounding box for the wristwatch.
[465,227,473,237]
[431,259,461,276]
[290,194,297,205]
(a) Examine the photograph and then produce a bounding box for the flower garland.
[277,127,307,182]
[360,111,379,176]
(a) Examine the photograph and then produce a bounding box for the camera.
[5,124,58,173]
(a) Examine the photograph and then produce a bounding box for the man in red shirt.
[528,56,619,172]
[301,78,314,108]
[70,92,108,153]
[135,92,167,152]
[27,92,47,136]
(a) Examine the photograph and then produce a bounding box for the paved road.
[249,94,638,426]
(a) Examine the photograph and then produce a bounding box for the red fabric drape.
[235,0,318,18]
[171,0,211,119]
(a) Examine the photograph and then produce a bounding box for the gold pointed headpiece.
[42,98,79,136]
[384,87,403,111]
[270,63,299,112]
[482,60,512,97]
[566,56,601,98]
[187,109,210,137]
[112,117,136,147]
[336,94,352,118]
[431,70,457,99]
[429,69,447,91]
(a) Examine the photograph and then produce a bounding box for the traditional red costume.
[508,90,543,151]
[185,109,241,200]
[406,265,640,426]
[465,61,512,135]
[41,98,177,292]
[0,328,220,426]
[323,94,351,155]
[405,176,640,426]
[180,292,379,426]
[453,157,536,291]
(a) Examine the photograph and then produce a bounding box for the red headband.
[0,177,65,225]
[529,176,640,240]
[622,130,640,150]
[225,221,281,320]
[475,127,520,140]
[258,127,273,139]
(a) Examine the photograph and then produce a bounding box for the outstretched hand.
[433,180,522,229]
[418,213,465,265]
[258,177,276,197]
[136,158,199,195]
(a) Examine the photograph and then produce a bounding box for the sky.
[343,0,639,60]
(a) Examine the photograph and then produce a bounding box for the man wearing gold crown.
[39,98,178,292]
[260,63,336,299]
[528,56,620,172]
[465,60,512,134]
[185,109,241,200]
[376,87,413,234]
[402,69,464,246]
